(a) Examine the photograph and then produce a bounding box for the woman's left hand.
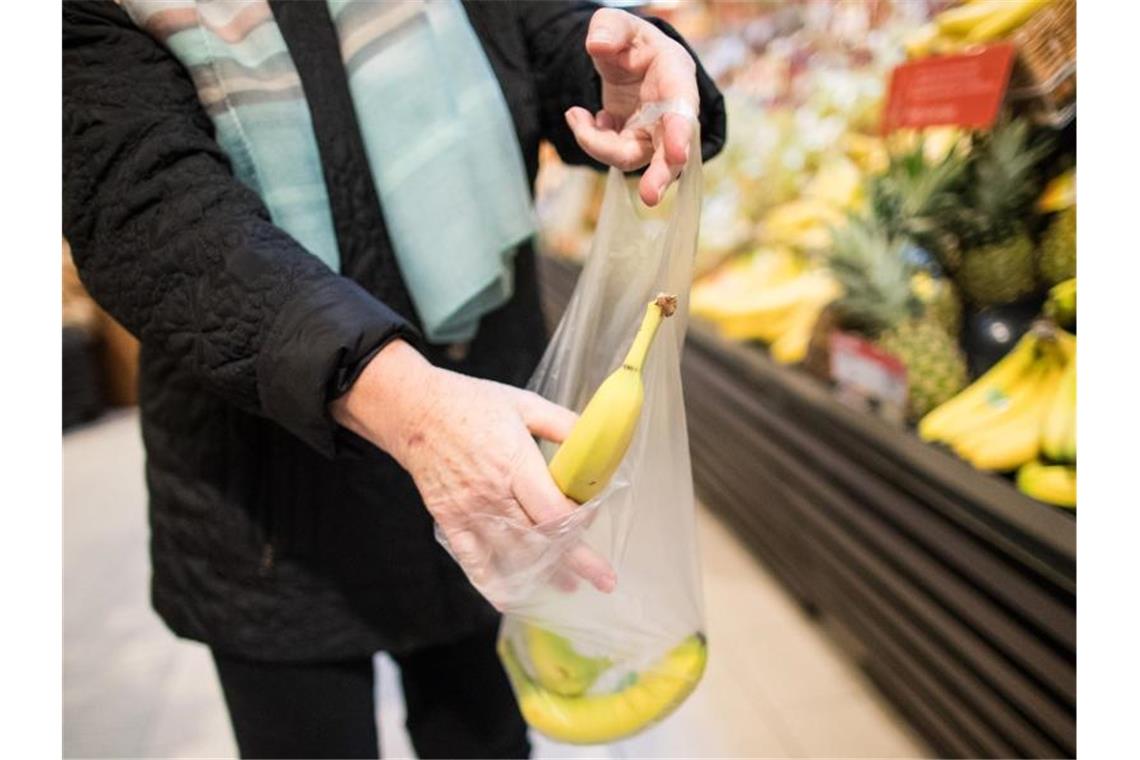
[565,8,700,207]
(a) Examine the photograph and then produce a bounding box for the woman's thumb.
[586,8,638,57]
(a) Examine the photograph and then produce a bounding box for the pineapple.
[812,217,968,422]
[1038,205,1076,285]
[805,272,960,381]
[910,271,962,338]
[878,318,968,420]
[869,138,969,270]
[940,119,1051,306]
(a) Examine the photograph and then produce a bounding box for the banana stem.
[622,294,677,372]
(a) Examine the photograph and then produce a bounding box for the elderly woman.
[63,1,724,757]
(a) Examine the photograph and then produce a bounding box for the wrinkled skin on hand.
[332,340,615,608]
[565,8,700,207]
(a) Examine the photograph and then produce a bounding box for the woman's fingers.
[565,107,651,171]
[549,565,581,594]
[510,441,616,593]
[639,138,673,206]
[639,113,692,206]
[510,438,580,526]
[562,540,617,594]
[567,106,693,207]
[662,110,694,168]
[585,8,644,78]
[444,526,493,589]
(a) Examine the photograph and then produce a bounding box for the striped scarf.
[122,0,536,344]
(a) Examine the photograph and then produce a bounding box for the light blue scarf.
[124,0,536,344]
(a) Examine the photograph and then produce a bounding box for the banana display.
[1017,460,1076,509]
[906,0,1055,58]
[501,630,707,744]
[919,322,1076,506]
[691,247,842,365]
[1040,353,1076,465]
[548,294,676,504]
[759,199,848,252]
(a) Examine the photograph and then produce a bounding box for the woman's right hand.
[331,339,616,605]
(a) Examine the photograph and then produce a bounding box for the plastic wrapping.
[438,102,706,744]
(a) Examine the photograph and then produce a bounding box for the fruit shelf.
[538,254,1075,760]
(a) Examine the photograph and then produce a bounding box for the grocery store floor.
[65,410,930,759]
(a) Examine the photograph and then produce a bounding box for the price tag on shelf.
[882,43,1017,132]
[830,331,909,426]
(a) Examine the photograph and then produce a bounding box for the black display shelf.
[537,254,1076,759]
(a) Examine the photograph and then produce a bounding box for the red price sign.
[883,43,1017,132]
[830,331,909,426]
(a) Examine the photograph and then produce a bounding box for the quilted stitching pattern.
[62,0,725,661]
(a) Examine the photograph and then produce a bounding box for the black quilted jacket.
[63,0,725,662]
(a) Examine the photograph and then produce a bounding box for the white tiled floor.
[64,410,930,759]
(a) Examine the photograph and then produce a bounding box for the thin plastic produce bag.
[438,102,706,744]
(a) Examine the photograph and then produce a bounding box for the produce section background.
[63,0,1076,757]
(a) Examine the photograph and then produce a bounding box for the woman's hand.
[331,339,616,605]
[565,8,700,207]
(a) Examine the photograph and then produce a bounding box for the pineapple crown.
[827,215,923,337]
[868,136,969,262]
[949,118,1053,245]
[868,117,1052,269]
[870,139,968,233]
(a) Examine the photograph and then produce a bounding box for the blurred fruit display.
[808,216,968,422]
[536,5,1078,753]
[919,322,1074,479]
[534,0,1076,510]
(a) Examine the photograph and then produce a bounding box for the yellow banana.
[1041,354,1076,463]
[965,0,1053,42]
[1038,170,1076,213]
[1061,402,1076,464]
[523,625,612,697]
[935,0,1008,36]
[691,247,803,321]
[760,199,847,251]
[904,23,941,59]
[953,356,1065,471]
[769,296,832,365]
[954,412,1042,472]
[918,331,1039,442]
[710,272,841,344]
[548,294,675,504]
[762,199,846,235]
[694,264,821,320]
[843,132,888,174]
[945,344,1060,447]
[718,310,798,343]
[1017,460,1076,508]
[1054,328,1076,362]
[500,634,707,744]
[803,156,864,211]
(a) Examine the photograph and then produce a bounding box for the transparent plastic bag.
[438,102,706,744]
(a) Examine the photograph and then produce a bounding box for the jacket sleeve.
[514,1,727,169]
[62,1,416,458]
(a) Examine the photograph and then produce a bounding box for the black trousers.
[211,626,530,759]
